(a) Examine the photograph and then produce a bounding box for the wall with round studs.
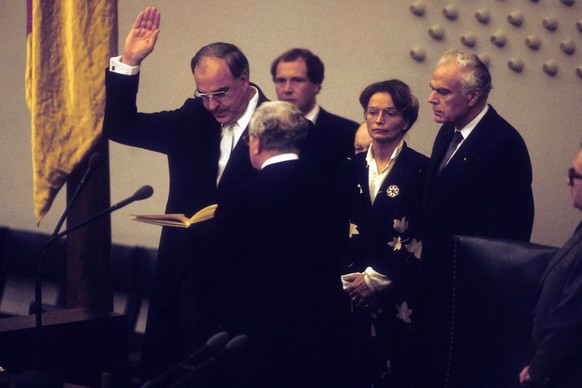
[401,0,581,244]
[402,0,582,245]
[407,0,581,79]
[400,0,581,245]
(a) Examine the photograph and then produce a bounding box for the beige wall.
[2,0,581,248]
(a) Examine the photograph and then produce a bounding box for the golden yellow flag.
[26,0,118,222]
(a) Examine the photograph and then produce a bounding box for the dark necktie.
[437,131,464,174]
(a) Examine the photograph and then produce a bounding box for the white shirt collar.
[228,86,259,130]
[304,104,320,124]
[261,153,299,169]
[457,104,489,139]
[365,139,404,172]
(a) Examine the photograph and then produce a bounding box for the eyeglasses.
[194,88,231,102]
[364,108,401,119]
[568,167,582,186]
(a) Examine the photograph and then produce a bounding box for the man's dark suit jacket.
[102,70,268,380]
[301,107,358,176]
[529,222,582,387]
[422,105,535,384]
[187,159,347,386]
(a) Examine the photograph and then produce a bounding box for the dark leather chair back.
[445,236,557,388]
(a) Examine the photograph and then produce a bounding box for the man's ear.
[251,135,262,154]
[314,83,322,95]
[467,89,481,107]
[240,70,250,87]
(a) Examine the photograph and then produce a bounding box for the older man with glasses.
[519,145,582,388]
[102,7,270,382]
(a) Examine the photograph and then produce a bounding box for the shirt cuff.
[109,56,140,76]
[364,267,392,292]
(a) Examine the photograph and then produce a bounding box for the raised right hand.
[121,6,161,66]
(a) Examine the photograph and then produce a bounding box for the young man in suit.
[102,7,269,381]
[422,49,535,385]
[519,147,582,387]
[271,48,359,175]
[184,101,347,386]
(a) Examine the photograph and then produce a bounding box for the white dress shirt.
[366,139,404,204]
[304,104,320,124]
[216,89,258,185]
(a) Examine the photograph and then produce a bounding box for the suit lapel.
[216,85,269,194]
[355,156,372,207]
[217,128,253,193]
[447,106,501,173]
[357,146,412,210]
[425,124,453,203]
[537,222,582,293]
[374,146,412,209]
[314,107,327,127]
[432,125,455,172]
[429,108,495,199]
[443,120,486,176]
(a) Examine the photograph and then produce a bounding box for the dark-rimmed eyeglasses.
[568,167,582,186]
[194,88,230,102]
[364,108,401,119]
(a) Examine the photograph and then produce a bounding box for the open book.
[130,204,217,228]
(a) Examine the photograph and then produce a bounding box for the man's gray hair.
[249,101,308,154]
[437,50,492,102]
[191,42,249,79]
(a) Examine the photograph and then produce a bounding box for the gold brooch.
[386,185,399,198]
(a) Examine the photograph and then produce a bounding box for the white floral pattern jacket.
[340,143,428,333]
